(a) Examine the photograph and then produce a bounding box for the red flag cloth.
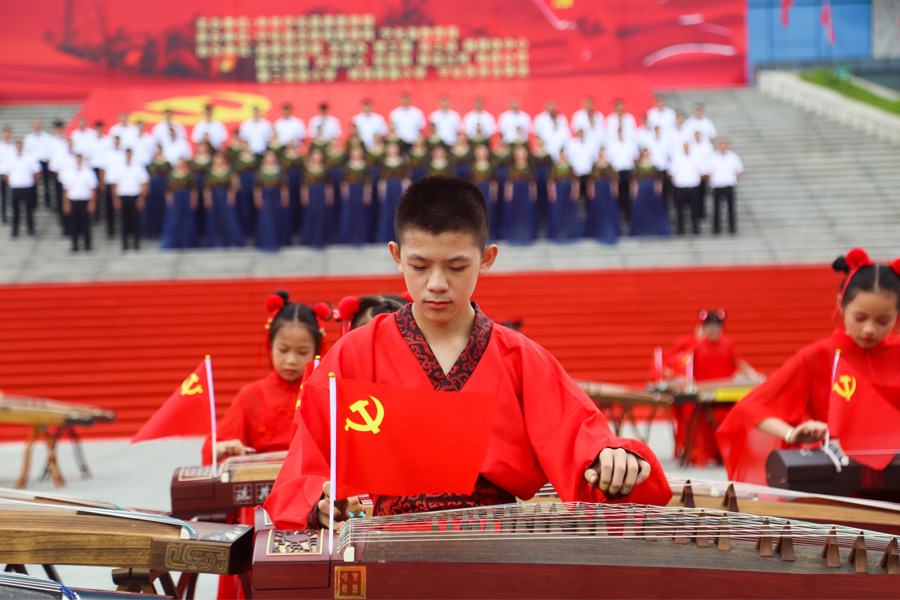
[820,1,835,44]
[828,358,900,471]
[132,360,212,443]
[335,378,496,499]
[781,0,794,27]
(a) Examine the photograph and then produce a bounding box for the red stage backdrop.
[0,1,746,129]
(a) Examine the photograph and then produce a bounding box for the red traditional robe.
[665,334,742,466]
[201,371,301,465]
[266,304,672,530]
[716,330,900,485]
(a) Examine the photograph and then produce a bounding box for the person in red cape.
[201,290,329,600]
[266,176,672,532]
[662,309,759,466]
[716,249,900,485]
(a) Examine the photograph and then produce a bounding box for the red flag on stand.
[781,0,794,27]
[820,1,836,44]
[828,359,900,471]
[132,360,214,443]
[334,378,497,500]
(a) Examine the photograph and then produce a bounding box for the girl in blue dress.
[449,133,473,180]
[470,144,497,239]
[204,152,245,248]
[254,151,290,251]
[428,145,453,177]
[407,137,430,182]
[503,145,537,245]
[376,142,408,244]
[159,158,197,249]
[338,145,371,245]
[141,145,169,239]
[531,137,554,238]
[190,142,213,242]
[585,148,620,245]
[548,148,581,242]
[630,148,670,237]
[301,148,332,249]
[234,141,259,239]
[282,143,305,242]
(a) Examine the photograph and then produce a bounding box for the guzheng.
[652,377,763,404]
[767,448,900,501]
[170,450,286,519]
[0,498,252,577]
[0,572,168,600]
[251,501,900,599]
[577,380,673,442]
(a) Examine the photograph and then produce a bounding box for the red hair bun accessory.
[313,302,333,322]
[265,293,286,313]
[846,248,873,270]
[338,296,361,322]
[890,258,900,277]
[401,290,413,302]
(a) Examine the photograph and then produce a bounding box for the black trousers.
[659,170,671,215]
[697,180,708,219]
[11,186,35,236]
[93,169,103,222]
[0,179,7,222]
[674,186,700,235]
[713,186,736,234]
[104,184,115,236]
[39,161,51,207]
[70,200,92,250]
[617,169,633,221]
[120,195,140,249]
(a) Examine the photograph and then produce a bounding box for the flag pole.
[328,372,337,555]
[205,355,217,471]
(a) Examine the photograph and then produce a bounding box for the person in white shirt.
[708,138,744,234]
[108,112,139,150]
[308,103,342,142]
[690,128,715,220]
[161,126,193,164]
[70,117,98,158]
[49,136,77,233]
[685,103,717,144]
[647,125,673,213]
[533,102,571,160]
[0,126,14,223]
[24,119,54,208]
[99,136,127,237]
[133,120,158,166]
[462,97,497,140]
[192,104,229,150]
[646,95,676,135]
[669,111,691,150]
[428,95,462,147]
[88,121,111,220]
[239,106,274,155]
[669,140,703,235]
[606,128,639,222]
[274,102,306,149]
[45,121,70,216]
[571,96,604,150]
[152,109,187,144]
[566,128,599,199]
[2,140,40,237]
[352,99,389,149]
[635,114,655,152]
[112,148,149,250]
[389,93,426,148]
[60,153,97,251]
[605,100,637,142]
[498,98,532,145]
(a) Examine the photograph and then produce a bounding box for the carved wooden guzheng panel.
[170,451,286,519]
[252,501,900,599]
[0,498,252,576]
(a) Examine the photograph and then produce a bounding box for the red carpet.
[0,265,839,441]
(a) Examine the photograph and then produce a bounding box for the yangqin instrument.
[767,448,900,501]
[251,500,900,599]
[170,451,286,519]
[0,394,116,488]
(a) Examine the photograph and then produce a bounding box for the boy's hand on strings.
[317,481,363,528]
[215,439,254,461]
[584,447,651,497]
[790,420,828,444]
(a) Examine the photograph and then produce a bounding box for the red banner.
[1,0,746,105]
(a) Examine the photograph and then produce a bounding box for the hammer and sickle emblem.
[181,373,204,396]
[345,396,385,435]
[832,375,857,402]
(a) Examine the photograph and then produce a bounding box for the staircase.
[0,266,840,441]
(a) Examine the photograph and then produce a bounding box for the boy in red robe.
[266,175,672,530]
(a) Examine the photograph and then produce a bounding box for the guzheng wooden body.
[251,502,900,599]
[767,448,900,501]
[577,380,673,442]
[0,498,252,576]
[170,451,286,519]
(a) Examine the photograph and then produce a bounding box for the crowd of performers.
[0,94,744,252]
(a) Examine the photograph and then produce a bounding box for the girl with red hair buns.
[717,249,900,485]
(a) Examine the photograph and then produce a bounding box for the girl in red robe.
[716,249,900,485]
[663,309,759,466]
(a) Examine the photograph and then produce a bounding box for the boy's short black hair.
[394,175,489,249]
